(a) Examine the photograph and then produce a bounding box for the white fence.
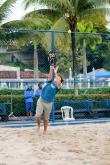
[0,78,110,89]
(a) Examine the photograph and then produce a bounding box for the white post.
[92,67,96,88]
[69,68,72,79]
[16,68,20,79]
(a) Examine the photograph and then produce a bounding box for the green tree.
[23,0,110,88]
[77,21,102,79]
[1,18,52,78]
[86,25,110,71]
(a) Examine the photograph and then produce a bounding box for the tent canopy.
[77,68,110,79]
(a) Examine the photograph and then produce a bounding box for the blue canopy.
[88,68,110,78]
[77,68,110,79]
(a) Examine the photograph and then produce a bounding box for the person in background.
[36,66,63,134]
[24,86,34,117]
[34,83,43,99]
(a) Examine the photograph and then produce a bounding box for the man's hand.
[54,66,59,75]
[48,65,54,80]
[48,52,56,66]
[50,65,53,70]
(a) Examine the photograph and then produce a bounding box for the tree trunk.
[33,43,39,79]
[82,39,87,79]
[82,39,87,88]
[71,32,78,78]
[69,18,78,93]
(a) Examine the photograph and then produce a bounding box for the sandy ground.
[0,123,110,165]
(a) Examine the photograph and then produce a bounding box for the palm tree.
[0,0,17,23]
[22,0,110,90]
[77,21,102,79]
[1,18,52,78]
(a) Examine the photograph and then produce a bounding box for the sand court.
[0,123,110,165]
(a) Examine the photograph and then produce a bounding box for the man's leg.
[44,119,48,134]
[30,102,34,117]
[26,102,30,117]
[30,112,33,117]
[43,103,52,134]
[36,98,43,132]
[26,112,30,117]
[36,117,41,131]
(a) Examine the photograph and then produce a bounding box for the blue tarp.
[78,68,110,79]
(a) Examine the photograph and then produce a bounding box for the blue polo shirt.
[41,80,59,102]
[34,88,42,98]
[24,90,34,103]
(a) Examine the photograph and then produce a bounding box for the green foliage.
[87,34,110,71]
[0,89,24,95]
[2,18,52,30]
[22,0,110,78]
[24,9,62,24]
[77,22,102,50]
[86,24,110,71]
[55,94,109,101]
[58,87,110,94]
[11,95,26,116]
[0,95,37,116]
[0,94,109,116]
[77,22,93,33]
[0,87,110,96]
[1,0,110,77]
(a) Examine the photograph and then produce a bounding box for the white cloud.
[3,0,39,23]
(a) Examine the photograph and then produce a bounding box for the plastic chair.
[61,106,74,120]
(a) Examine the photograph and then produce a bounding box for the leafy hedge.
[58,87,110,94]
[0,95,37,116]
[55,94,110,100]
[0,89,24,95]
[0,94,110,116]
[0,87,110,95]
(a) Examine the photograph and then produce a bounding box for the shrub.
[0,95,37,116]
[0,93,110,116]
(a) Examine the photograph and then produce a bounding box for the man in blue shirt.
[34,83,43,99]
[36,66,63,134]
[24,86,34,117]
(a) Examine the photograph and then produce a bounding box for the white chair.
[61,106,74,120]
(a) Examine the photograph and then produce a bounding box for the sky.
[4,0,39,23]
[10,1,28,21]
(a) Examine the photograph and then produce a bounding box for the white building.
[0,65,47,89]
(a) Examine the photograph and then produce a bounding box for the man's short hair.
[59,75,63,83]
[38,83,43,87]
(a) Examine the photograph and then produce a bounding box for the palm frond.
[0,0,17,22]
[79,7,110,21]
[51,17,68,30]
[23,0,60,10]
[2,17,52,30]
[24,9,62,23]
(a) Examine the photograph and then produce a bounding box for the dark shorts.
[26,102,34,112]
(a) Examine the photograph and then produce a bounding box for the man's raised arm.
[48,66,53,80]
[48,66,59,81]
